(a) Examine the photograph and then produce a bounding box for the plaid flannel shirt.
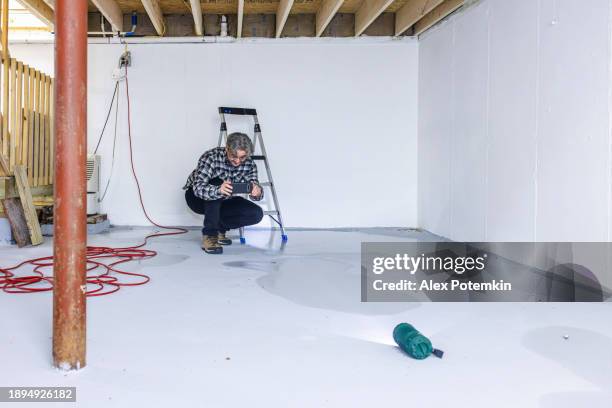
[183,147,263,201]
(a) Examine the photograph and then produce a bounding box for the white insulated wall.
[418,0,612,242]
[10,39,419,228]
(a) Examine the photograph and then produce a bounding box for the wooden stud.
[237,0,244,38]
[49,78,54,182]
[13,164,42,245]
[413,0,463,35]
[15,62,23,167]
[14,0,54,28]
[141,0,166,36]
[44,75,50,185]
[32,70,39,187]
[188,0,203,36]
[90,0,123,32]
[1,196,31,247]
[395,0,445,36]
[355,0,396,36]
[27,67,34,185]
[1,58,8,160]
[40,74,46,185]
[8,58,15,170]
[0,0,7,163]
[0,154,8,174]
[316,0,345,37]
[276,0,295,38]
[38,72,45,187]
[21,65,29,167]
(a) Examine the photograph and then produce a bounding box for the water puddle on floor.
[225,254,419,315]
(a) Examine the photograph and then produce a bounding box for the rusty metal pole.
[53,0,88,370]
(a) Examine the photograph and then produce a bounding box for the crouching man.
[184,132,264,254]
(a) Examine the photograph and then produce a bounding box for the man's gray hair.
[226,132,253,156]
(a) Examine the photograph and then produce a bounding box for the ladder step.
[264,210,279,215]
[259,181,272,187]
[218,107,257,116]
[251,155,266,161]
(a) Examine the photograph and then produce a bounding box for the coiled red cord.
[0,64,187,297]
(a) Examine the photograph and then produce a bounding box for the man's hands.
[219,180,262,199]
[219,180,233,196]
[250,183,262,199]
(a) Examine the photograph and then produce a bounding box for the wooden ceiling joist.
[355,0,395,36]
[275,0,294,38]
[15,0,53,27]
[188,0,203,36]
[395,0,445,36]
[91,0,124,32]
[141,0,166,36]
[413,0,463,35]
[316,0,344,37]
[237,0,244,38]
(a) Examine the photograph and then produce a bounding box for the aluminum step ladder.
[217,107,288,244]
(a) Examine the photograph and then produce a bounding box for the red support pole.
[53,0,88,370]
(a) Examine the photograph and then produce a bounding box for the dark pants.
[185,188,264,236]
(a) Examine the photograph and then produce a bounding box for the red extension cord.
[0,65,187,297]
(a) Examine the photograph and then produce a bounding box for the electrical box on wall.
[86,154,101,215]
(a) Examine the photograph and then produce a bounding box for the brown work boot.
[217,231,232,246]
[201,235,223,254]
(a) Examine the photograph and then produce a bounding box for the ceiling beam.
[355,0,395,36]
[413,0,463,35]
[15,0,53,27]
[316,0,344,37]
[237,0,244,38]
[91,0,124,32]
[187,0,202,36]
[395,0,445,36]
[275,0,294,38]
[141,0,166,36]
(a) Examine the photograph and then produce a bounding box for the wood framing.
[141,0,166,36]
[41,75,51,185]
[37,73,44,186]
[91,0,124,32]
[355,0,395,36]
[2,196,31,247]
[1,0,9,163]
[395,0,445,36]
[316,0,344,37]
[188,0,203,36]
[49,78,54,181]
[13,165,42,245]
[15,62,23,169]
[275,0,294,38]
[21,66,29,167]
[0,154,8,174]
[44,75,50,185]
[413,0,463,35]
[15,0,54,27]
[9,58,16,170]
[237,0,244,38]
[27,66,34,185]
[33,70,39,186]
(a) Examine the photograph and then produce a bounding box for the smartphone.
[231,182,252,195]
